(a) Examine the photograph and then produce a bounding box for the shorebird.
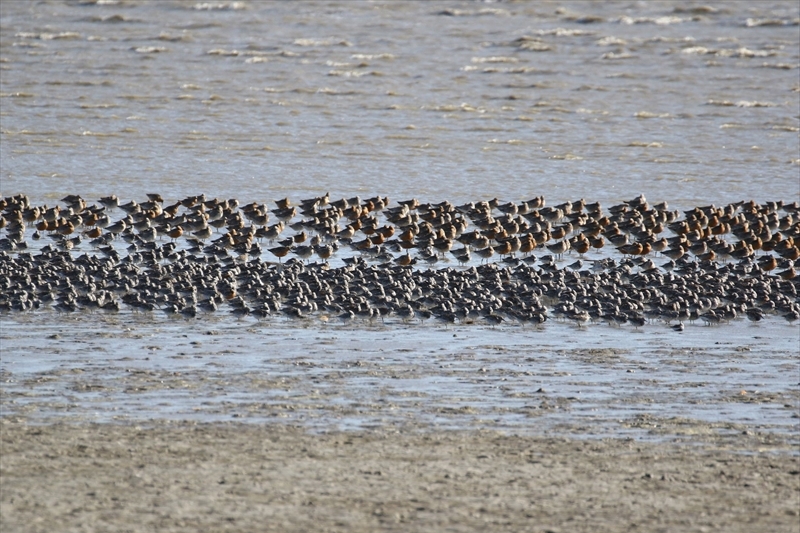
[471,234,491,250]
[394,252,415,267]
[268,245,291,263]
[567,310,590,327]
[745,308,764,322]
[292,245,314,262]
[397,304,416,322]
[336,309,356,325]
[628,314,646,329]
[453,247,471,265]
[84,226,102,239]
[550,225,568,241]
[571,235,590,256]
[260,222,285,242]
[484,313,504,327]
[336,224,356,240]
[166,225,184,241]
[661,247,685,261]
[783,310,799,324]
[315,244,334,262]
[230,305,251,319]
[432,237,453,256]
[519,234,536,255]
[272,206,297,221]
[494,240,512,258]
[700,311,721,326]
[546,239,570,259]
[249,211,269,226]
[474,245,494,263]
[99,195,119,209]
[776,266,796,280]
[139,227,157,243]
[757,255,778,272]
[193,220,215,239]
[616,242,643,256]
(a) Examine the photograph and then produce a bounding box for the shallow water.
[1,308,798,443]
[1,1,798,206]
[1,1,799,441]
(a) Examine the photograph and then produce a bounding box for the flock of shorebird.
[1,192,798,328]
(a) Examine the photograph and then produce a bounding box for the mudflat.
[1,421,798,533]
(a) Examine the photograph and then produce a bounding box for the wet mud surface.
[2,421,799,533]
[3,302,798,533]
[2,312,798,442]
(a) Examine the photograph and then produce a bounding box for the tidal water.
[1,0,798,205]
[1,1,798,440]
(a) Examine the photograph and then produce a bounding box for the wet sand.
[2,420,799,533]
[2,308,799,532]
[2,311,798,434]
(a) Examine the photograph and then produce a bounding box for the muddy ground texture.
[1,420,799,533]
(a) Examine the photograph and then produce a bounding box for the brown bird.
[394,252,415,267]
[661,247,685,261]
[650,237,668,255]
[433,237,453,256]
[84,226,102,239]
[617,242,643,256]
[474,246,495,263]
[376,225,395,239]
[777,245,799,261]
[550,225,569,240]
[268,245,291,263]
[398,227,417,242]
[165,225,183,240]
[315,244,334,262]
[571,235,590,256]
[757,255,778,272]
[696,249,716,262]
[776,266,796,280]
[494,240,512,257]
[519,235,536,255]
[56,220,75,236]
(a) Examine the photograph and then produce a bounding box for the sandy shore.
[1,420,798,533]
